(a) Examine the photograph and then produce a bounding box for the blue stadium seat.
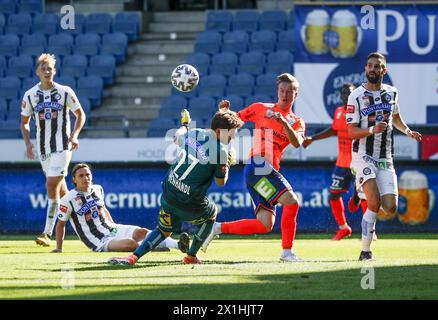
[19,32,46,57]
[87,54,115,85]
[222,30,248,54]
[189,95,216,111]
[0,13,5,34]
[62,13,86,35]
[206,10,233,33]
[74,32,101,56]
[160,95,188,110]
[112,12,140,41]
[248,30,276,53]
[0,34,19,57]
[0,120,21,138]
[147,118,177,137]
[0,55,6,76]
[259,10,287,32]
[266,50,293,74]
[232,10,259,32]
[62,54,88,78]
[277,30,295,51]
[238,51,265,75]
[210,52,238,76]
[219,94,244,111]
[199,74,226,98]
[0,76,21,100]
[0,0,16,15]
[227,73,254,97]
[245,94,273,106]
[56,75,76,89]
[185,52,210,76]
[32,13,59,35]
[254,73,277,97]
[5,12,32,35]
[22,76,39,90]
[159,105,181,121]
[17,0,43,15]
[85,13,112,35]
[7,99,21,119]
[77,96,91,114]
[287,10,296,29]
[76,75,103,107]
[6,54,33,78]
[101,32,127,63]
[194,31,221,55]
[47,33,74,58]
[0,97,7,119]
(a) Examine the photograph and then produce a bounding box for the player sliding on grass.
[108,109,243,265]
[52,163,190,253]
[303,83,366,240]
[347,52,422,260]
[202,73,306,262]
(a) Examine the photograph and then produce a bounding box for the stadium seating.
[0,75,21,100]
[100,32,128,63]
[237,51,265,75]
[78,96,91,114]
[0,98,7,119]
[185,52,210,76]
[259,10,287,32]
[0,34,20,57]
[87,54,116,85]
[194,31,221,55]
[21,76,39,90]
[206,10,233,33]
[147,118,177,137]
[227,73,254,97]
[62,13,86,35]
[33,13,59,35]
[19,33,46,57]
[0,0,16,15]
[190,95,216,112]
[200,74,226,98]
[254,73,278,97]
[85,13,112,35]
[56,75,76,89]
[76,75,103,107]
[7,99,21,120]
[62,54,88,78]
[277,30,296,52]
[266,50,294,74]
[18,0,43,15]
[0,55,6,77]
[171,85,199,99]
[74,33,101,56]
[245,94,274,106]
[232,10,259,32]
[221,30,248,54]
[6,54,33,78]
[47,33,74,58]
[0,13,5,34]
[112,12,140,41]
[161,95,188,110]
[248,30,276,53]
[209,52,238,76]
[5,12,32,36]
[219,94,244,111]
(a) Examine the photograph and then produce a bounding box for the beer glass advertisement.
[1,165,437,233]
[293,5,438,125]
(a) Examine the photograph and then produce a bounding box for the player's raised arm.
[173,109,191,144]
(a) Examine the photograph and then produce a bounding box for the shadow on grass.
[2,264,438,300]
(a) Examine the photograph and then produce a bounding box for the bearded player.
[303,83,367,240]
[202,73,306,262]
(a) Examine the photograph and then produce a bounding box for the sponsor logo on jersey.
[363,167,372,175]
[76,199,103,216]
[346,105,355,113]
[34,102,63,113]
[54,94,62,101]
[60,205,68,213]
[360,103,393,116]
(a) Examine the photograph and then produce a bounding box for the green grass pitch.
[1,234,438,300]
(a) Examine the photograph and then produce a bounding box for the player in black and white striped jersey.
[20,53,86,247]
[52,163,190,253]
[346,52,422,261]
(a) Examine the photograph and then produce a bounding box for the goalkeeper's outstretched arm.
[173,109,191,144]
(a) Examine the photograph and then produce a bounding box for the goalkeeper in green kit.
[108,109,243,265]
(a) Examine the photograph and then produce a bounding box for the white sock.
[214,222,222,235]
[43,198,59,236]
[361,209,377,252]
[282,249,292,256]
[339,224,347,230]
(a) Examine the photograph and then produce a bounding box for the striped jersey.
[58,184,117,251]
[20,82,81,156]
[346,83,400,161]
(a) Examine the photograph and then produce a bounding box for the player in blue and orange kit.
[303,83,367,240]
[202,73,306,262]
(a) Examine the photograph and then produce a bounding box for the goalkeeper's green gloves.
[181,109,191,127]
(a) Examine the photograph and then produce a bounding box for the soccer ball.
[171,64,199,92]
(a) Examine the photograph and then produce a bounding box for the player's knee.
[329,192,341,201]
[367,199,381,212]
[279,191,299,206]
[260,220,273,232]
[383,204,397,215]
